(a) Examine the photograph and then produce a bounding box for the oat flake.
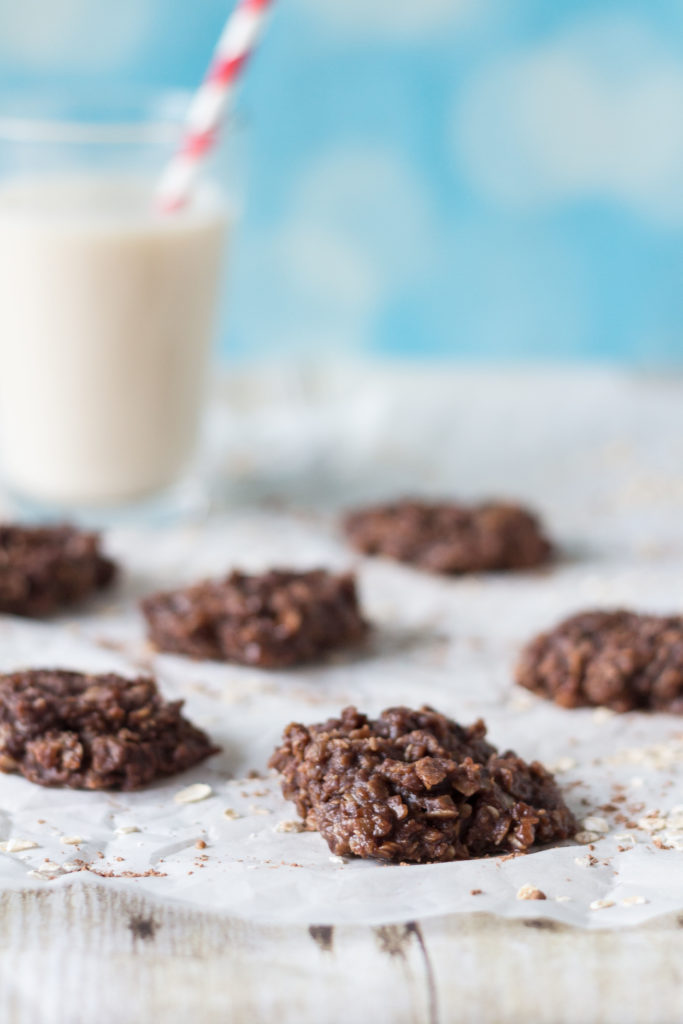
[0,839,39,853]
[174,783,213,805]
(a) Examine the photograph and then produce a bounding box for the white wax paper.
[0,367,682,929]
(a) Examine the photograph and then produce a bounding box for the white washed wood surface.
[1,884,682,1023]
[2,365,683,1022]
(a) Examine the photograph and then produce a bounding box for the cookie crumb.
[590,899,615,910]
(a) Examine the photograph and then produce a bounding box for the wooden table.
[2,885,681,1023]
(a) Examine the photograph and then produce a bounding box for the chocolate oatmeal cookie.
[0,670,218,790]
[142,569,368,668]
[343,499,552,574]
[269,705,575,863]
[517,610,683,713]
[0,524,116,617]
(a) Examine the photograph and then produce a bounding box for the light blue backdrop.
[0,0,681,362]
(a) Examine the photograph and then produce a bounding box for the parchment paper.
[0,366,682,929]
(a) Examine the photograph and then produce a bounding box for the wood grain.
[0,883,681,1024]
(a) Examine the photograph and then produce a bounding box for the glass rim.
[0,87,205,145]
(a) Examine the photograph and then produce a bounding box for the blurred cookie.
[517,609,683,713]
[0,523,116,617]
[344,499,552,573]
[142,568,368,667]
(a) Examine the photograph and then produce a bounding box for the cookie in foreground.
[142,569,368,668]
[269,705,575,863]
[0,523,116,617]
[0,670,218,790]
[343,499,552,574]
[517,609,683,713]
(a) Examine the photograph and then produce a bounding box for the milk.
[0,175,228,506]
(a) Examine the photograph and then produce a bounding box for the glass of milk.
[0,91,235,519]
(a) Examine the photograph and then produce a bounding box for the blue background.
[0,0,682,363]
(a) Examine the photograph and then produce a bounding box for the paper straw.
[157,0,274,211]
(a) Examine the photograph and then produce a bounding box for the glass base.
[2,470,212,530]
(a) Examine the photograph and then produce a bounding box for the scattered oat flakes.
[575,830,600,844]
[36,861,61,874]
[248,805,270,816]
[548,756,576,773]
[0,839,39,853]
[593,708,616,724]
[555,896,572,903]
[621,895,647,906]
[638,817,666,833]
[223,809,241,820]
[114,826,140,835]
[613,833,636,844]
[174,783,213,805]
[582,816,609,834]
[60,836,83,846]
[574,856,592,868]
[590,899,615,911]
[274,820,304,834]
[516,884,546,901]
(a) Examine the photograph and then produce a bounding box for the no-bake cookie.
[343,499,552,574]
[269,705,575,863]
[142,569,368,668]
[0,524,116,617]
[0,670,218,790]
[517,610,683,713]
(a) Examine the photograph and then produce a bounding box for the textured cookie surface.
[0,524,116,617]
[270,705,575,863]
[517,610,683,713]
[0,670,218,790]
[142,569,368,667]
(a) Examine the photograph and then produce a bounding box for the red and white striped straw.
[157,0,274,212]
